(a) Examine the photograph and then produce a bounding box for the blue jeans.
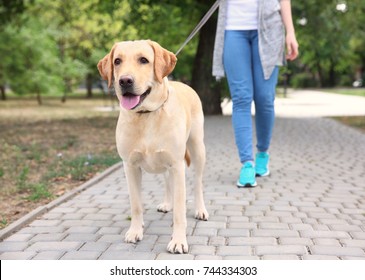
[223,30,279,164]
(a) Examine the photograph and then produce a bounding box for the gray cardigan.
[212,0,285,80]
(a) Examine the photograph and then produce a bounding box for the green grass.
[332,116,365,133]
[26,183,53,201]
[0,217,7,227]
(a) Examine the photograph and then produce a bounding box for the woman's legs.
[224,30,278,184]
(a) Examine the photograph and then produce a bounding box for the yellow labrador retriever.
[97,40,208,254]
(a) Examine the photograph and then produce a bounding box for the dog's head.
[97,40,177,112]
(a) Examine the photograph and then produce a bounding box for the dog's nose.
[119,75,134,88]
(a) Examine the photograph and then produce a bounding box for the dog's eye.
[139,57,149,64]
[114,58,121,65]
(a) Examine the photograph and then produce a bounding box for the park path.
[0,90,365,260]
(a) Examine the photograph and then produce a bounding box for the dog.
[97,40,209,254]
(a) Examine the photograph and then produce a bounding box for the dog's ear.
[97,45,116,88]
[148,40,177,83]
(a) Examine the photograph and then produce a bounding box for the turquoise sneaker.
[237,162,257,188]
[255,152,270,177]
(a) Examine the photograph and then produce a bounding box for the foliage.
[0,0,25,25]
[291,0,365,87]
[4,19,65,104]
[1,0,365,104]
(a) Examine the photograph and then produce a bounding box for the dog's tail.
[185,149,191,167]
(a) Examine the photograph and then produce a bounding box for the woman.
[213,0,299,187]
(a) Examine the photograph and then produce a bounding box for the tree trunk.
[190,2,222,115]
[0,84,6,101]
[36,92,42,105]
[328,59,336,87]
[86,73,93,98]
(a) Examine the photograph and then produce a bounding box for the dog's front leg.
[124,163,144,243]
[167,161,188,254]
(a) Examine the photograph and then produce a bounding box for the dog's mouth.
[121,88,151,110]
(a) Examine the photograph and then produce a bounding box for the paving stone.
[0,242,29,252]
[227,222,257,229]
[17,226,65,234]
[279,238,313,246]
[32,251,65,260]
[208,236,226,246]
[309,246,365,257]
[4,234,34,242]
[61,251,101,260]
[258,223,290,230]
[262,255,300,260]
[350,232,365,239]
[30,233,67,242]
[340,239,365,248]
[187,236,209,245]
[300,230,351,239]
[190,245,216,255]
[216,246,251,256]
[223,256,260,260]
[195,255,222,260]
[156,253,194,260]
[252,229,299,238]
[25,242,83,252]
[67,226,99,234]
[302,255,340,260]
[97,227,123,235]
[255,245,308,256]
[99,251,156,260]
[98,234,123,243]
[228,237,277,246]
[83,213,114,221]
[313,238,342,246]
[0,251,36,260]
[77,242,110,253]
[30,220,62,227]
[218,229,250,237]
[63,233,98,242]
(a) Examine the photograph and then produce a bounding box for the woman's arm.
[280,0,299,61]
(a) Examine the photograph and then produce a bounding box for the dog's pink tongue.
[121,95,140,110]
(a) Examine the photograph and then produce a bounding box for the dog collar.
[136,89,170,114]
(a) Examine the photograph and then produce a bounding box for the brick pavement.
[1,113,365,260]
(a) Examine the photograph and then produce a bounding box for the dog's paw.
[167,237,189,254]
[157,203,172,213]
[125,227,143,243]
[195,208,209,221]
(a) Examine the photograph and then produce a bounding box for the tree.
[4,19,64,105]
[0,0,25,100]
[290,0,365,87]
[27,0,89,101]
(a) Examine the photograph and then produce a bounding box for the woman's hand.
[285,32,299,61]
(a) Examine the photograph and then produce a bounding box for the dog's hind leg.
[187,122,209,221]
[157,172,173,213]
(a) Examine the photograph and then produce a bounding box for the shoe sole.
[256,170,270,177]
[237,181,257,188]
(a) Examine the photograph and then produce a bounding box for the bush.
[290,73,318,88]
